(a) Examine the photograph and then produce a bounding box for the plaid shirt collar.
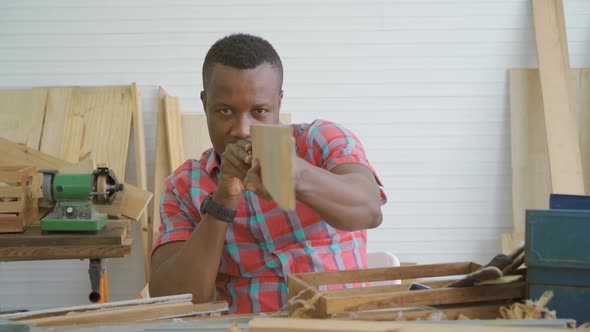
[205,149,221,176]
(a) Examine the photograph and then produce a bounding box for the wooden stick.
[251,124,295,210]
[532,0,585,194]
[324,282,525,315]
[294,262,477,286]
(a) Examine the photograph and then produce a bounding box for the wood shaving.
[500,290,556,319]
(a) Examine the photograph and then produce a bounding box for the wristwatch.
[200,192,237,223]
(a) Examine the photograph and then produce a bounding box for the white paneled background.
[1,0,589,311]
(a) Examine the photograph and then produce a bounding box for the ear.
[200,90,207,113]
[278,90,283,111]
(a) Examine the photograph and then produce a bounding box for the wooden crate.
[0,165,38,232]
[287,262,526,319]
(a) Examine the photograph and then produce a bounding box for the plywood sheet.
[0,88,48,149]
[40,86,134,182]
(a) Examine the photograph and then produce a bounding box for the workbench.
[0,220,133,303]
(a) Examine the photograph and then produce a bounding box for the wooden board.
[531,0,585,194]
[251,124,295,210]
[164,95,185,171]
[0,222,127,247]
[506,69,590,251]
[120,183,153,221]
[0,88,48,150]
[0,238,132,261]
[40,86,134,182]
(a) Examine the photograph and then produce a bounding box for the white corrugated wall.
[0,0,589,310]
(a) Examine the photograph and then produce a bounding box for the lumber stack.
[0,294,228,329]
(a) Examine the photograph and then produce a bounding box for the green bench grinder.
[39,167,124,232]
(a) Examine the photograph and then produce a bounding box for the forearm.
[295,161,383,231]
[149,216,228,303]
[150,191,238,303]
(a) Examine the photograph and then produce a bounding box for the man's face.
[201,63,282,155]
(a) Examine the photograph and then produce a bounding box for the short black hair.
[202,33,283,90]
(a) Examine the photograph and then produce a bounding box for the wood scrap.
[0,88,48,149]
[500,290,556,320]
[251,124,295,210]
[531,0,584,194]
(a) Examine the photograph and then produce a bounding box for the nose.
[230,113,250,139]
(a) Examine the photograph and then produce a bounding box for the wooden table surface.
[0,220,133,261]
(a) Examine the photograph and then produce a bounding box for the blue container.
[526,209,590,326]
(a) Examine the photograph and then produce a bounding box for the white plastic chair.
[366,251,401,286]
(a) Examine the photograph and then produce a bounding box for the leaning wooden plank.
[508,69,551,235]
[0,88,48,150]
[164,95,185,171]
[324,282,525,316]
[0,223,127,247]
[573,69,590,194]
[0,238,132,262]
[130,83,151,280]
[151,87,172,253]
[531,0,584,194]
[1,294,193,321]
[42,86,134,182]
[251,124,295,210]
[249,317,571,332]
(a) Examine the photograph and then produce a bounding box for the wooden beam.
[324,282,525,315]
[294,262,476,286]
[181,114,211,160]
[531,0,585,194]
[164,95,185,171]
[251,124,295,210]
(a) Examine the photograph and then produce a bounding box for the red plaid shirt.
[152,120,385,314]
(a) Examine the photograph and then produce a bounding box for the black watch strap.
[200,193,237,223]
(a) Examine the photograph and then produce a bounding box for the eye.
[217,108,232,115]
[253,109,268,116]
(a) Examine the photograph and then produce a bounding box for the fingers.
[225,140,252,165]
[244,159,273,201]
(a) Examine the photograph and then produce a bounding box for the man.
[150,33,386,314]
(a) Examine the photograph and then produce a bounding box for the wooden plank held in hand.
[251,124,295,210]
[164,95,185,171]
[531,0,585,194]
